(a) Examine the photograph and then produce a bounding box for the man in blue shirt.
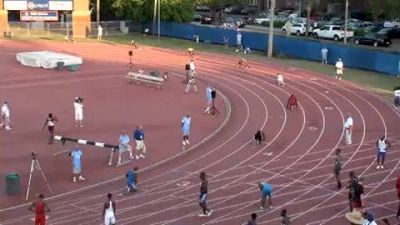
[259,182,272,210]
[134,126,146,160]
[126,166,138,193]
[70,146,85,183]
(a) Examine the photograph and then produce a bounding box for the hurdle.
[53,135,121,166]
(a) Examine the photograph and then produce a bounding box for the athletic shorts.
[377,151,386,159]
[135,140,145,151]
[262,190,271,199]
[73,167,81,174]
[48,126,54,132]
[35,215,45,225]
[75,111,83,121]
[352,200,362,209]
[104,214,115,225]
[199,193,207,204]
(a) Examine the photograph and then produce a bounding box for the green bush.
[260,20,287,28]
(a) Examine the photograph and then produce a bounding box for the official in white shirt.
[73,97,84,127]
[335,58,344,80]
[344,113,353,145]
[277,73,284,86]
[376,136,390,170]
[1,101,11,130]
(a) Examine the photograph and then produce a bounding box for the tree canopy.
[370,0,400,20]
[112,0,195,23]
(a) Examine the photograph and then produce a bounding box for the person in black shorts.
[198,172,212,217]
[347,171,364,212]
[42,113,58,144]
[254,130,265,145]
[333,149,343,189]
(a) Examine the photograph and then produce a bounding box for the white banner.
[49,1,73,10]
[4,1,27,10]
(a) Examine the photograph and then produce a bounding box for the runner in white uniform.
[0,102,11,130]
[102,193,116,225]
[376,136,390,169]
[335,58,344,80]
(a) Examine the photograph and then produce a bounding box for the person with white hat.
[73,97,84,127]
[376,136,390,169]
[335,58,344,80]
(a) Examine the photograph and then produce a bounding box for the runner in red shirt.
[29,194,50,225]
[287,95,298,111]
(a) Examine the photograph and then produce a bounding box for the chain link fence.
[4,20,146,39]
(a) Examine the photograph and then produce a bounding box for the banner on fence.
[4,0,73,11]
[20,10,58,21]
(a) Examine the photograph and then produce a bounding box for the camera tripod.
[26,152,53,200]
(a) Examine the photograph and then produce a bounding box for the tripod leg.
[108,148,115,166]
[35,160,53,194]
[25,160,35,200]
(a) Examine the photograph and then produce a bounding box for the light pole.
[152,0,160,41]
[344,0,349,44]
[158,0,160,41]
[153,0,157,36]
[267,0,275,57]
[96,0,100,25]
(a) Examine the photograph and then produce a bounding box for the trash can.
[5,173,21,195]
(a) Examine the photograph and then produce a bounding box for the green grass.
[103,33,400,98]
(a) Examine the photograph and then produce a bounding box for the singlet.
[200,179,208,195]
[47,118,55,127]
[35,201,45,215]
[105,200,114,215]
[377,139,387,152]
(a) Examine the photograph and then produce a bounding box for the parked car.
[240,6,257,15]
[281,23,308,36]
[222,17,246,28]
[193,13,202,22]
[196,5,210,11]
[201,15,213,24]
[312,25,354,41]
[353,30,392,47]
[253,16,273,24]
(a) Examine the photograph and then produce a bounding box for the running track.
[1,40,400,225]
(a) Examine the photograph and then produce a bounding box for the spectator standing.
[204,86,213,114]
[73,97,84,127]
[236,30,242,50]
[394,86,400,107]
[198,172,212,217]
[130,40,138,49]
[134,126,146,160]
[247,213,257,225]
[334,148,343,189]
[259,182,273,210]
[344,113,353,145]
[321,47,328,64]
[280,209,291,225]
[362,211,378,225]
[0,101,11,130]
[376,136,390,169]
[396,176,400,219]
[97,24,103,40]
[28,194,50,225]
[118,129,133,165]
[181,115,191,149]
[70,146,86,183]
[335,58,344,80]
[42,113,58,144]
[185,71,198,93]
[126,166,138,193]
[223,35,229,48]
[102,193,116,225]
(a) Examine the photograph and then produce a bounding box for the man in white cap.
[344,113,353,145]
[335,58,344,80]
[1,101,11,130]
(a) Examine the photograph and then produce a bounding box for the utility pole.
[158,0,160,41]
[267,0,275,57]
[344,0,349,44]
[96,0,100,25]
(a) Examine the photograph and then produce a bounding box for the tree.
[196,0,245,23]
[370,0,400,20]
[112,0,195,23]
[305,0,318,37]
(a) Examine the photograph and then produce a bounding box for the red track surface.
[1,39,400,225]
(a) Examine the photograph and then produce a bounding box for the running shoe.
[206,210,213,217]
